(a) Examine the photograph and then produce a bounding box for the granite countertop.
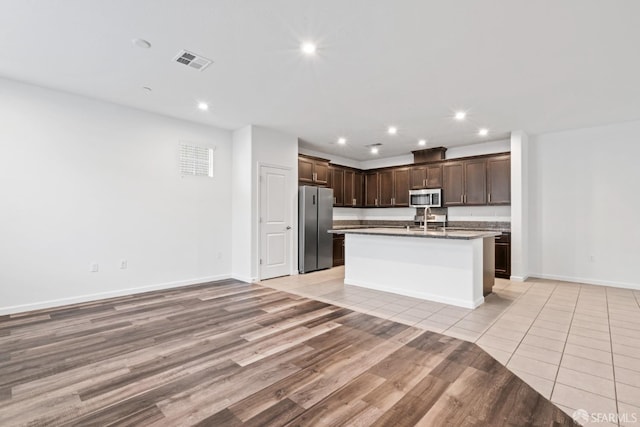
[329,227,501,240]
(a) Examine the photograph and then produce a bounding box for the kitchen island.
[330,228,501,308]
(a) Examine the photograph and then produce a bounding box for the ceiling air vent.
[174,50,213,71]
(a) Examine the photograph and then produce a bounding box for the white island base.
[343,232,496,309]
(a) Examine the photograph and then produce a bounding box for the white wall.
[446,139,510,159]
[511,131,529,281]
[529,121,640,289]
[231,126,253,282]
[298,147,361,169]
[360,154,414,170]
[0,78,233,314]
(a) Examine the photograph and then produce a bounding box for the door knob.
[286,226,292,230]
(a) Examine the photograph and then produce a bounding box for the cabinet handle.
[334,197,337,204]
[353,198,356,206]
[488,193,491,203]
[461,194,464,203]
[375,198,378,206]
[464,194,467,203]
[424,178,426,187]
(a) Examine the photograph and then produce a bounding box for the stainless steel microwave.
[409,188,442,208]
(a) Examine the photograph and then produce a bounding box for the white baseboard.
[510,275,529,282]
[231,274,256,283]
[0,274,233,316]
[529,273,640,290]
[344,278,484,309]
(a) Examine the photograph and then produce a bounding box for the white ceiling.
[1,1,639,160]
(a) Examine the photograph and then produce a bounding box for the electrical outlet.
[90,263,99,272]
[120,259,128,269]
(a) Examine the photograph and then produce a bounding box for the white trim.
[529,273,640,290]
[0,274,232,316]
[509,275,529,282]
[231,274,256,283]
[344,278,484,309]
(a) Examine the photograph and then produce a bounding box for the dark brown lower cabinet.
[495,232,511,279]
[333,234,345,266]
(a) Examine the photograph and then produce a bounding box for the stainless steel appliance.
[409,188,442,208]
[299,186,333,273]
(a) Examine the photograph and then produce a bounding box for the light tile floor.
[258,267,640,426]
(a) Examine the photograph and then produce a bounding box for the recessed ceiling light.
[198,102,209,111]
[371,147,379,154]
[387,126,398,135]
[337,137,347,145]
[478,128,489,136]
[454,111,466,120]
[418,139,427,146]
[301,42,317,55]
[132,38,152,49]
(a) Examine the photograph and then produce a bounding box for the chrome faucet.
[424,207,431,232]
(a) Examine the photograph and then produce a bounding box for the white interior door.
[259,165,292,280]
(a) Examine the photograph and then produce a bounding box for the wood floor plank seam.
[0,279,578,426]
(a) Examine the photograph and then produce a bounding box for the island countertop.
[329,227,500,240]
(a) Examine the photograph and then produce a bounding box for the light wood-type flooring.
[0,279,577,426]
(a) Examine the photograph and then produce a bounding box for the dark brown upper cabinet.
[464,159,487,205]
[365,172,379,207]
[329,166,344,206]
[410,164,442,189]
[393,167,410,206]
[353,172,364,207]
[443,162,465,206]
[443,159,487,206]
[298,155,329,186]
[366,168,409,207]
[487,155,511,205]
[302,152,510,208]
[343,169,354,207]
[330,167,364,207]
[378,170,394,206]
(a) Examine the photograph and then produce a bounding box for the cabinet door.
[495,242,510,278]
[344,170,354,207]
[331,167,344,206]
[298,157,315,183]
[393,168,410,206]
[464,159,487,205]
[314,161,329,185]
[410,166,427,189]
[354,172,364,207]
[378,170,394,207]
[365,173,379,207]
[487,156,511,205]
[443,162,464,206]
[332,235,345,266]
[426,165,442,188]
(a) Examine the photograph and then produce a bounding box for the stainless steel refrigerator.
[299,186,333,273]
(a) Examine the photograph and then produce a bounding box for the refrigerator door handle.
[313,195,316,205]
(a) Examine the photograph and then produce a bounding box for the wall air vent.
[179,143,215,177]
[173,50,213,71]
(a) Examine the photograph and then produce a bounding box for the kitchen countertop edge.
[329,228,501,240]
